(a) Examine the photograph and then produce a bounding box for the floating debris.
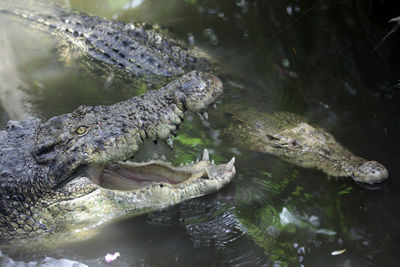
[331,249,346,256]
[105,252,120,263]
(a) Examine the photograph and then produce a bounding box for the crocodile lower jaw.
[38,149,235,246]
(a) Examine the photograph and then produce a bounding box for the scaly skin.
[222,105,388,183]
[0,71,235,244]
[0,2,217,77]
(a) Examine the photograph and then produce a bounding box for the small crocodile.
[0,71,235,247]
[221,105,388,183]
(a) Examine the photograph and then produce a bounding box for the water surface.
[0,0,399,266]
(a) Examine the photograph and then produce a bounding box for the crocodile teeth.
[205,168,212,179]
[160,155,167,161]
[198,111,208,120]
[226,157,235,172]
[213,103,217,110]
[202,149,209,161]
[196,158,199,163]
[202,111,209,120]
[166,137,174,150]
[152,153,159,159]
[211,159,215,165]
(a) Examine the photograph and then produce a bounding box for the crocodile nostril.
[266,134,280,141]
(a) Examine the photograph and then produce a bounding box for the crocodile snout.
[353,161,389,184]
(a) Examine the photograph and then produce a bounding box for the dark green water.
[1,0,400,266]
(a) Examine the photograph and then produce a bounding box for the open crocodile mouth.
[84,149,235,191]
[92,162,195,191]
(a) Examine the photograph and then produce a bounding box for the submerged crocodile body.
[221,104,387,183]
[0,2,216,77]
[0,71,235,247]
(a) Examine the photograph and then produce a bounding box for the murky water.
[1,0,400,266]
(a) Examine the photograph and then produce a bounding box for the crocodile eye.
[76,126,88,136]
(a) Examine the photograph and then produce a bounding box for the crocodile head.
[260,122,388,184]
[32,71,222,185]
[264,122,388,184]
[0,71,235,246]
[227,110,388,184]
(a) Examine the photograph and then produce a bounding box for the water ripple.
[178,199,244,249]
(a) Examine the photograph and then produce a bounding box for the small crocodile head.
[236,112,388,184]
[31,71,223,185]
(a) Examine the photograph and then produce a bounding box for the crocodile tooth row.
[226,157,235,172]
[202,149,209,161]
[198,111,209,120]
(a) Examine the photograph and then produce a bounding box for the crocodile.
[0,71,235,248]
[221,104,388,184]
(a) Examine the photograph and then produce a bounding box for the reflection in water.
[0,250,87,267]
[279,207,336,236]
[0,28,33,121]
[123,0,145,10]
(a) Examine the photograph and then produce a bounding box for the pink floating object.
[105,252,120,263]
